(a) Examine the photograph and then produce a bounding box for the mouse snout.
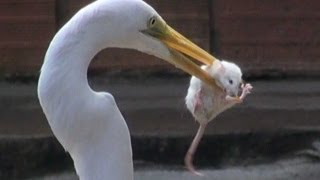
[227,88,239,97]
[232,91,239,97]
[234,81,245,97]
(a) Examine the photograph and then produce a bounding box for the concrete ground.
[27,158,320,180]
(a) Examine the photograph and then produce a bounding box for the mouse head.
[216,60,243,97]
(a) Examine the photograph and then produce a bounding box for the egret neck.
[38,4,133,180]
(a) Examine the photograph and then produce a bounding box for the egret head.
[77,0,218,88]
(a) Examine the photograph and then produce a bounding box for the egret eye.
[229,79,233,85]
[148,16,156,27]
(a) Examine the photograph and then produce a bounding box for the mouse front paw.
[240,83,253,100]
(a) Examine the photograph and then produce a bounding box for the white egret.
[38,0,219,179]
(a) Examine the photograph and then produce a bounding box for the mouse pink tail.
[184,123,207,176]
[185,151,204,176]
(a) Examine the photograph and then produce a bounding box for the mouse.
[185,59,253,176]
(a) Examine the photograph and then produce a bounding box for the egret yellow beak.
[161,25,215,65]
[142,16,220,89]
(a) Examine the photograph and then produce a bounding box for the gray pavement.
[27,157,320,180]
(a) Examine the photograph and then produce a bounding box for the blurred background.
[1,0,320,179]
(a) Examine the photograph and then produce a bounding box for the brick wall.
[211,0,320,76]
[0,0,55,75]
[0,0,319,77]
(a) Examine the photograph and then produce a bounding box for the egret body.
[37,0,218,179]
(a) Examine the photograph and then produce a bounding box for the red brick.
[0,0,55,17]
[211,0,320,76]
[0,0,55,74]
[0,19,54,44]
[0,47,46,74]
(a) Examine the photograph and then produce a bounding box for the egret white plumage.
[37,0,219,179]
[185,60,253,175]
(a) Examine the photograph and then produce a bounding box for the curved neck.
[38,8,134,179]
[41,23,99,92]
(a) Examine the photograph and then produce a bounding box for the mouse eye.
[229,79,233,85]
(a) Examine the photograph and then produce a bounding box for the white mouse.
[185,60,252,176]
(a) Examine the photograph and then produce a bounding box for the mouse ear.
[218,63,226,74]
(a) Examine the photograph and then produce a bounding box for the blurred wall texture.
[0,0,319,77]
